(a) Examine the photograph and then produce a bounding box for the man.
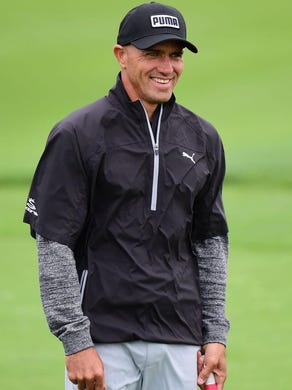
[24,2,230,390]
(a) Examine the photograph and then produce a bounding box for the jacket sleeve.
[193,235,230,345]
[24,125,90,249]
[192,117,228,241]
[37,234,94,355]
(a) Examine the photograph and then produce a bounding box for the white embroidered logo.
[26,198,38,216]
[182,151,196,165]
[151,15,180,29]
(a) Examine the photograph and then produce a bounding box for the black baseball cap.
[117,2,198,53]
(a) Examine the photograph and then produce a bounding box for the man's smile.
[151,77,172,84]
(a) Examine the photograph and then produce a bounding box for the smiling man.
[24,3,230,390]
[114,41,184,119]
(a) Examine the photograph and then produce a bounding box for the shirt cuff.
[61,326,95,356]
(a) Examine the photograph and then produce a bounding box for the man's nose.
[157,56,173,73]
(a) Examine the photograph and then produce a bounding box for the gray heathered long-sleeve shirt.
[37,234,229,355]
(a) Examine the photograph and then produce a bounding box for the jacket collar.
[107,73,176,122]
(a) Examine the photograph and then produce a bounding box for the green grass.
[1,0,292,388]
[225,184,292,389]
[0,185,63,389]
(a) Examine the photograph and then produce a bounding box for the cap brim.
[131,34,198,53]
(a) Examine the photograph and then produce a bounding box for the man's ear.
[113,44,127,69]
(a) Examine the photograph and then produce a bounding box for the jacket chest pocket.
[101,143,152,194]
[162,146,208,197]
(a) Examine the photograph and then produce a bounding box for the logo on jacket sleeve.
[26,198,38,216]
[151,15,180,29]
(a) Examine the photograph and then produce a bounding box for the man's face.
[117,40,184,115]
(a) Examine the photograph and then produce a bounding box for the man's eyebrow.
[142,48,161,53]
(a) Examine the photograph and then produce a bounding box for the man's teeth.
[152,78,170,84]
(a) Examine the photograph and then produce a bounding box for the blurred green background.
[1,0,291,388]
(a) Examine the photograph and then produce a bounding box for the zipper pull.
[154,144,159,155]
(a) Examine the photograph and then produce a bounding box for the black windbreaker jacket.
[24,75,228,346]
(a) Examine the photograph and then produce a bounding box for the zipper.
[141,103,163,211]
[80,269,88,304]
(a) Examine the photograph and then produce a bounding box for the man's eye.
[144,51,159,57]
[171,52,183,58]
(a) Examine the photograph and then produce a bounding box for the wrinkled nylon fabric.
[24,75,228,346]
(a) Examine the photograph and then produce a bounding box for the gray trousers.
[65,341,200,390]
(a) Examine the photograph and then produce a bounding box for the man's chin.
[149,92,173,104]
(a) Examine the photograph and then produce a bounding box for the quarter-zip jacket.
[24,74,228,346]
